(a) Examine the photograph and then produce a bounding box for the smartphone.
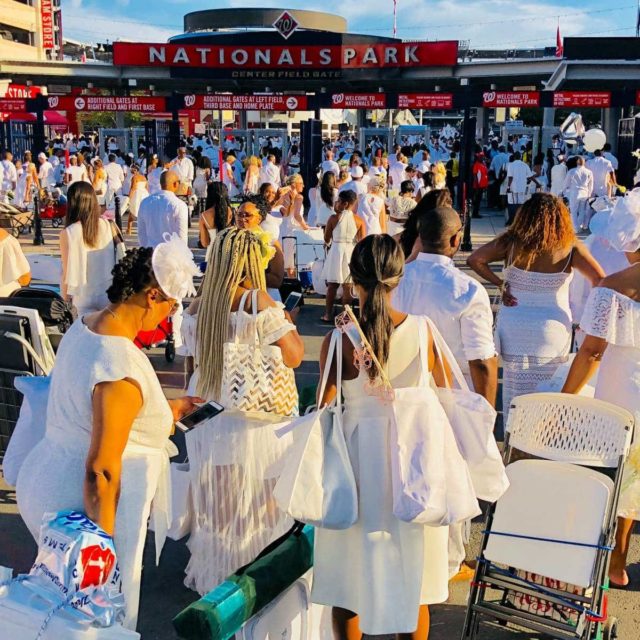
[175,401,224,432]
[284,291,303,313]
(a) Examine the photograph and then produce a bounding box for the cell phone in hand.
[284,291,303,313]
[175,401,224,432]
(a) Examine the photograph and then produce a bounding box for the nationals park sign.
[112,42,459,71]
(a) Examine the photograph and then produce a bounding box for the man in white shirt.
[563,156,594,230]
[489,145,509,209]
[586,149,615,197]
[259,155,281,189]
[339,165,367,197]
[170,146,195,191]
[137,170,188,248]
[388,155,408,192]
[37,153,56,190]
[104,153,125,209]
[602,143,618,171]
[321,150,340,177]
[393,205,497,579]
[550,155,568,196]
[506,151,540,225]
[64,155,88,186]
[1,151,17,202]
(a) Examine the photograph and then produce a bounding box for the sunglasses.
[156,290,180,316]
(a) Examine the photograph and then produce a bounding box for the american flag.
[555,25,563,58]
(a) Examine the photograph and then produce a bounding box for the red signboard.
[482,91,540,108]
[553,91,611,108]
[637,90,640,106]
[398,93,453,109]
[47,95,167,113]
[331,93,386,109]
[41,0,55,50]
[113,42,458,69]
[1,84,42,99]
[183,94,308,111]
[0,99,27,112]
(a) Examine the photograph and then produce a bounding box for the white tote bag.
[165,462,193,541]
[427,318,509,503]
[222,290,298,417]
[389,319,481,526]
[273,329,358,530]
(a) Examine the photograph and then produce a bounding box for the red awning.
[5,111,69,125]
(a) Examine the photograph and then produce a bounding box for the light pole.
[32,185,45,246]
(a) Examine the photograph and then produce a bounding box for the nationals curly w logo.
[184,94,196,108]
[47,96,59,109]
[332,94,345,106]
[483,92,496,104]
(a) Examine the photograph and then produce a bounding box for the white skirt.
[321,243,353,284]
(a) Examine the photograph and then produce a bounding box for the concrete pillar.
[239,110,248,129]
[357,109,367,130]
[541,107,556,155]
[115,112,125,128]
[475,107,489,140]
[602,107,622,154]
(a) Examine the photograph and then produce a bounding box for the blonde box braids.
[196,227,268,401]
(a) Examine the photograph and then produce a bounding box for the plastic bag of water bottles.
[22,510,125,628]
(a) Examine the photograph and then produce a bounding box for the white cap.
[606,189,640,252]
[38,152,47,160]
[350,166,364,179]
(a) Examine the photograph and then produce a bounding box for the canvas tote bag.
[222,290,298,417]
[273,329,358,530]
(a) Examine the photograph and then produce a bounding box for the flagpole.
[636,0,640,37]
[394,0,398,37]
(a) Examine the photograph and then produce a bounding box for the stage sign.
[47,96,167,112]
[2,85,42,99]
[482,91,540,108]
[0,99,27,112]
[552,91,611,108]
[182,94,308,111]
[398,93,453,109]
[41,0,55,50]
[331,93,386,109]
[113,42,459,70]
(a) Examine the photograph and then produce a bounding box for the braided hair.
[106,247,158,303]
[196,227,268,400]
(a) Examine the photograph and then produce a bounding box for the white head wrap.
[152,233,200,301]
[606,189,640,253]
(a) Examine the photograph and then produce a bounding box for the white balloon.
[583,128,607,153]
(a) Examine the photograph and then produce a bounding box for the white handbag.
[389,319,481,526]
[222,290,298,417]
[427,318,509,503]
[165,462,193,541]
[273,329,358,530]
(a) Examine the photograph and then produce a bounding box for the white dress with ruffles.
[184,302,297,594]
[0,234,30,297]
[580,286,640,519]
[16,320,175,630]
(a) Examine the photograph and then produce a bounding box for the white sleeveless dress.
[64,219,118,316]
[315,189,338,228]
[312,315,449,635]
[496,261,574,417]
[16,320,175,630]
[581,287,640,519]
[321,210,357,284]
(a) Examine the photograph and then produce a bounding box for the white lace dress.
[184,301,297,594]
[16,320,175,630]
[495,263,574,417]
[580,287,640,519]
[321,210,358,284]
[357,193,385,235]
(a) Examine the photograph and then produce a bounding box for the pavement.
[0,209,638,639]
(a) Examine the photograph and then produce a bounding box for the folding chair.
[463,392,633,640]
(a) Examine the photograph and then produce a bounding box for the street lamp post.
[32,186,45,246]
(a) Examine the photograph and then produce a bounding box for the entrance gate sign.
[398,93,454,109]
[47,96,167,112]
[552,91,611,108]
[182,94,308,110]
[482,91,540,108]
[331,94,387,109]
[113,42,459,69]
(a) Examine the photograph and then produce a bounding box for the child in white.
[320,190,365,322]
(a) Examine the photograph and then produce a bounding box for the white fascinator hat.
[606,189,640,253]
[152,233,200,301]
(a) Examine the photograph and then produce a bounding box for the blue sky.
[62,0,637,49]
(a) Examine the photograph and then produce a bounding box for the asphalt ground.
[0,208,638,639]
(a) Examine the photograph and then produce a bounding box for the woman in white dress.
[468,193,604,417]
[243,156,261,196]
[563,190,640,587]
[13,160,27,209]
[320,190,365,323]
[199,182,233,263]
[126,165,149,235]
[313,234,452,638]
[316,171,338,228]
[222,154,240,199]
[280,174,310,275]
[146,155,163,195]
[91,158,107,207]
[16,241,202,630]
[185,227,304,594]
[357,177,387,236]
[193,156,212,201]
[306,174,320,228]
[0,227,31,296]
[388,180,418,236]
[60,182,123,317]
